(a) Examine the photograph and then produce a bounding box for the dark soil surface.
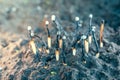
[0,0,120,80]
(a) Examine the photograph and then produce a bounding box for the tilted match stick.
[100,20,104,48]
[91,26,100,58]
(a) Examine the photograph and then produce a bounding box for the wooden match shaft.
[84,39,89,53]
[59,39,63,48]
[48,36,51,48]
[55,49,60,61]
[100,20,104,48]
[88,35,92,44]
[29,39,37,55]
[72,47,76,56]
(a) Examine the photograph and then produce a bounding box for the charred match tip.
[75,16,79,21]
[27,26,32,31]
[101,20,104,24]
[45,21,49,26]
[51,15,56,21]
[89,14,93,19]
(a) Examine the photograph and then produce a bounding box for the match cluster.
[27,14,104,64]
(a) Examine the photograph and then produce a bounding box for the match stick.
[75,16,79,30]
[81,35,87,56]
[100,20,104,48]
[45,21,51,48]
[88,35,92,44]
[72,47,76,56]
[48,36,51,48]
[88,14,93,44]
[51,15,63,32]
[59,36,63,48]
[84,39,89,53]
[55,49,60,61]
[89,14,93,27]
[91,26,100,58]
[29,31,37,55]
[29,39,37,54]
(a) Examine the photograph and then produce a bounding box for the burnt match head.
[75,16,79,21]
[62,35,66,40]
[27,26,32,31]
[89,14,93,19]
[45,21,49,26]
[51,15,56,22]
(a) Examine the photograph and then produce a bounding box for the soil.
[0,0,120,80]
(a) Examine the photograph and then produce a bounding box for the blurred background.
[0,0,120,33]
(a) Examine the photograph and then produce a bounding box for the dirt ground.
[0,0,120,80]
